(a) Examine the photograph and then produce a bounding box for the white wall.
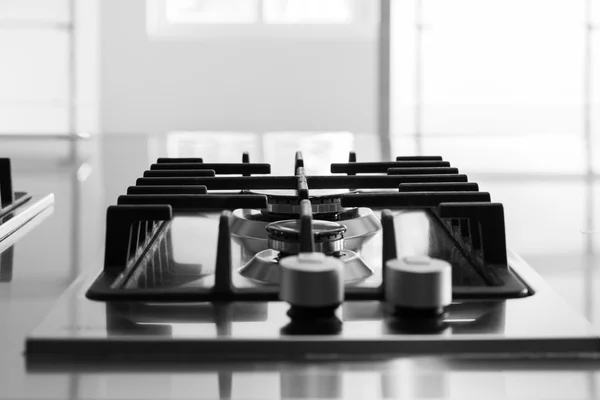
[99,0,379,134]
[0,0,69,133]
[0,0,99,135]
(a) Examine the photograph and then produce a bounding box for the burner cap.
[249,189,351,215]
[266,219,346,255]
[267,219,346,242]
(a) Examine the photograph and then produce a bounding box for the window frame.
[146,0,379,41]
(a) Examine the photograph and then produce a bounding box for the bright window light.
[163,0,355,25]
[263,132,355,175]
[166,131,260,162]
[147,0,376,39]
[263,0,353,24]
[165,0,259,24]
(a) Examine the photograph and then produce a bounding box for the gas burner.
[266,219,346,255]
[248,188,351,216]
[231,208,381,253]
[238,216,372,285]
[29,150,600,360]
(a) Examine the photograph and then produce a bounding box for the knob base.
[287,304,340,321]
[391,306,446,318]
[387,310,448,334]
[281,316,343,336]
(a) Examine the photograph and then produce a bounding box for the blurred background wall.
[0,0,98,134]
[1,0,598,165]
[100,0,378,136]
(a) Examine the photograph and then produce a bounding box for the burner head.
[231,207,381,253]
[249,189,351,216]
[266,219,346,255]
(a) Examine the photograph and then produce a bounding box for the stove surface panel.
[24,152,600,360]
[26,251,599,359]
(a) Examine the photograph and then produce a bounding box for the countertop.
[1,133,599,400]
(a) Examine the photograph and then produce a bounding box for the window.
[263,0,353,24]
[165,0,259,24]
[0,0,71,134]
[165,131,355,175]
[147,0,378,39]
[390,0,599,175]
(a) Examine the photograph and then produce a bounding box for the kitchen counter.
[1,133,599,400]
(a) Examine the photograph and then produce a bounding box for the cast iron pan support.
[242,152,250,176]
[438,202,508,271]
[381,210,397,293]
[294,151,304,172]
[0,158,14,208]
[347,151,357,175]
[213,211,234,296]
[295,151,310,200]
[103,205,173,275]
[342,191,506,286]
[299,200,315,252]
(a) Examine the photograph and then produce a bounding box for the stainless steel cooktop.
[25,152,600,360]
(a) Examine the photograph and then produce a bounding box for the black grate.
[87,151,528,302]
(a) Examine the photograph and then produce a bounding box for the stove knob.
[279,252,343,319]
[385,256,451,316]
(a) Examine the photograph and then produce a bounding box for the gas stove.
[26,152,599,360]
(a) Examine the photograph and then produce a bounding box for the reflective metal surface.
[0,194,54,242]
[239,248,373,285]
[25,250,600,359]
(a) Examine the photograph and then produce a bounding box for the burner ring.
[231,207,381,253]
[266,219,346,255]
[268,200,342,215]
[248,189,350,216]
[268,237,344,255]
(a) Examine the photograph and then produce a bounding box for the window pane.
[419,134,586,174]
[389,0,417,136]
[0,106,68,133]
[263,132,354,175]
[390,0,594,173]
[166,131,260,162]
[263,0,353,24]
[483,180,587,255]
[0,31,68,103]
[0,0,68,22]
[421,0,585,136]
[593,182,600,249]
[165,0,259,24]
[592,29,600,173]
[593,0,600,25]
[0,30,68,133]
[391,0,587,135]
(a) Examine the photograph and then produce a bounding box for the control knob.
[279,252,344,320]
[385,256,451,332]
